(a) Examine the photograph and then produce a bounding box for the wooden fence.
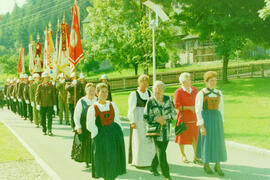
[86,62,270,91]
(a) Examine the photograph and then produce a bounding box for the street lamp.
[143,0,169,84]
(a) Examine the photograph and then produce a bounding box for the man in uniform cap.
[65,72,83,132]
[24,76,34,122]
[13,78,20,115]
[30,73,41,127]
[35,72,57,136]
[18,74,29,120]
[56,73,69,125]
[9,79,15,113]
[79,73,87,97]
[101,74,112,101]
[4,79,10,109]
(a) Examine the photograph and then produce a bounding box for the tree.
[157,0,270,83]
[83,0,172,75]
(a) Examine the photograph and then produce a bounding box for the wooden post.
[74,67,77,107]
[261,64,265,78]
[251,64,254,78]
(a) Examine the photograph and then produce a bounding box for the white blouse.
[128,88,152,123]
[74,96,98,130]
[86,101,122,138]
[195,88,224,126]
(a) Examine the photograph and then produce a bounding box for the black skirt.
[71,130,92,163]
[92,122,126,179]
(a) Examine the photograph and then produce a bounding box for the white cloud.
[0,0,26,15]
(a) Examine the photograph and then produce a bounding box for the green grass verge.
[0,122,33,162]
[112,77,270,150]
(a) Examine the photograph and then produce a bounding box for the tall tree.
[156,0,270,82]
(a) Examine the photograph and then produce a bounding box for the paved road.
[1,109,270,180]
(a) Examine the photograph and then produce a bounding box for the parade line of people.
[1,71,227,180]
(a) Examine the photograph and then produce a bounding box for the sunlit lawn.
[112,78,270,150]
[86,59,270,80]
[0,122,33,162]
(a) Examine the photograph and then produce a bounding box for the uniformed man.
[4,79,10,109]
[101,74,112,101]
[0,89,4,109]
[35,72,57,136]
[30,73,41,128]
[65,72,83,132]
[79,73,87,97]
[9,79,15,113]
[56,73,69,125]
[18,74,28,120]
[24,76,34,122]
[13,78,20,114]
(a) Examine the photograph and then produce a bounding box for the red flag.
[68,3,83,66]
[17,48,25,74]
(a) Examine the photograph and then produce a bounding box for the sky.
[0,0,26,15]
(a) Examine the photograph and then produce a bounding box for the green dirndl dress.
[196,90,227,163]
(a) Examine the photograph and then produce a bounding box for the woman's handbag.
[71,132,83,162]
[146,100,162,137]
[175,106,187,136]
[146,123,161,137]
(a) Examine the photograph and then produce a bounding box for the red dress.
[174,86,198,145]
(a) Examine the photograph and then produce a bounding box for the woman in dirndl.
[174,72,201,164]
[128,74,155,168]
[71,83,97,168]
[87,83,126,180]
[195,71,227,176]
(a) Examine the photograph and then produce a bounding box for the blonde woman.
[128,74,155,168]
[195,71,227,176]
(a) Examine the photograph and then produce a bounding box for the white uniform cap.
[79,73,85,79]
[101,74,108,80]
[19,73,24,78]
[33,73,40,78]
[41,72,49,78]
[28,76,33,81]
[10,80,14,83]
[23,73,28,78]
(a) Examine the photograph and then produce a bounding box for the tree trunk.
[133,63,138,75]
[222,55,229,83]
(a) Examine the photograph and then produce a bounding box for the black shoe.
[59,121,63,125]
[204,164,214,174]
[86,163,90,168]
[214,164,224,176]
[66,121,70,125]
[43,132,47,135]
[36,125,39,128]
[48,131,53,136]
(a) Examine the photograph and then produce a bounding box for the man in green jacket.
[24,76,34,122]
[56,73,69,125]
[65,72,83,132]
[35,72,56,136]
[30,73,41,128]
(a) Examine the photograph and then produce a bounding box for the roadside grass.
[112,77,270,150]
[0,122,33,162]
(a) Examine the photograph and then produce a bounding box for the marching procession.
[0,1,228,180]
[1,71,228,180]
